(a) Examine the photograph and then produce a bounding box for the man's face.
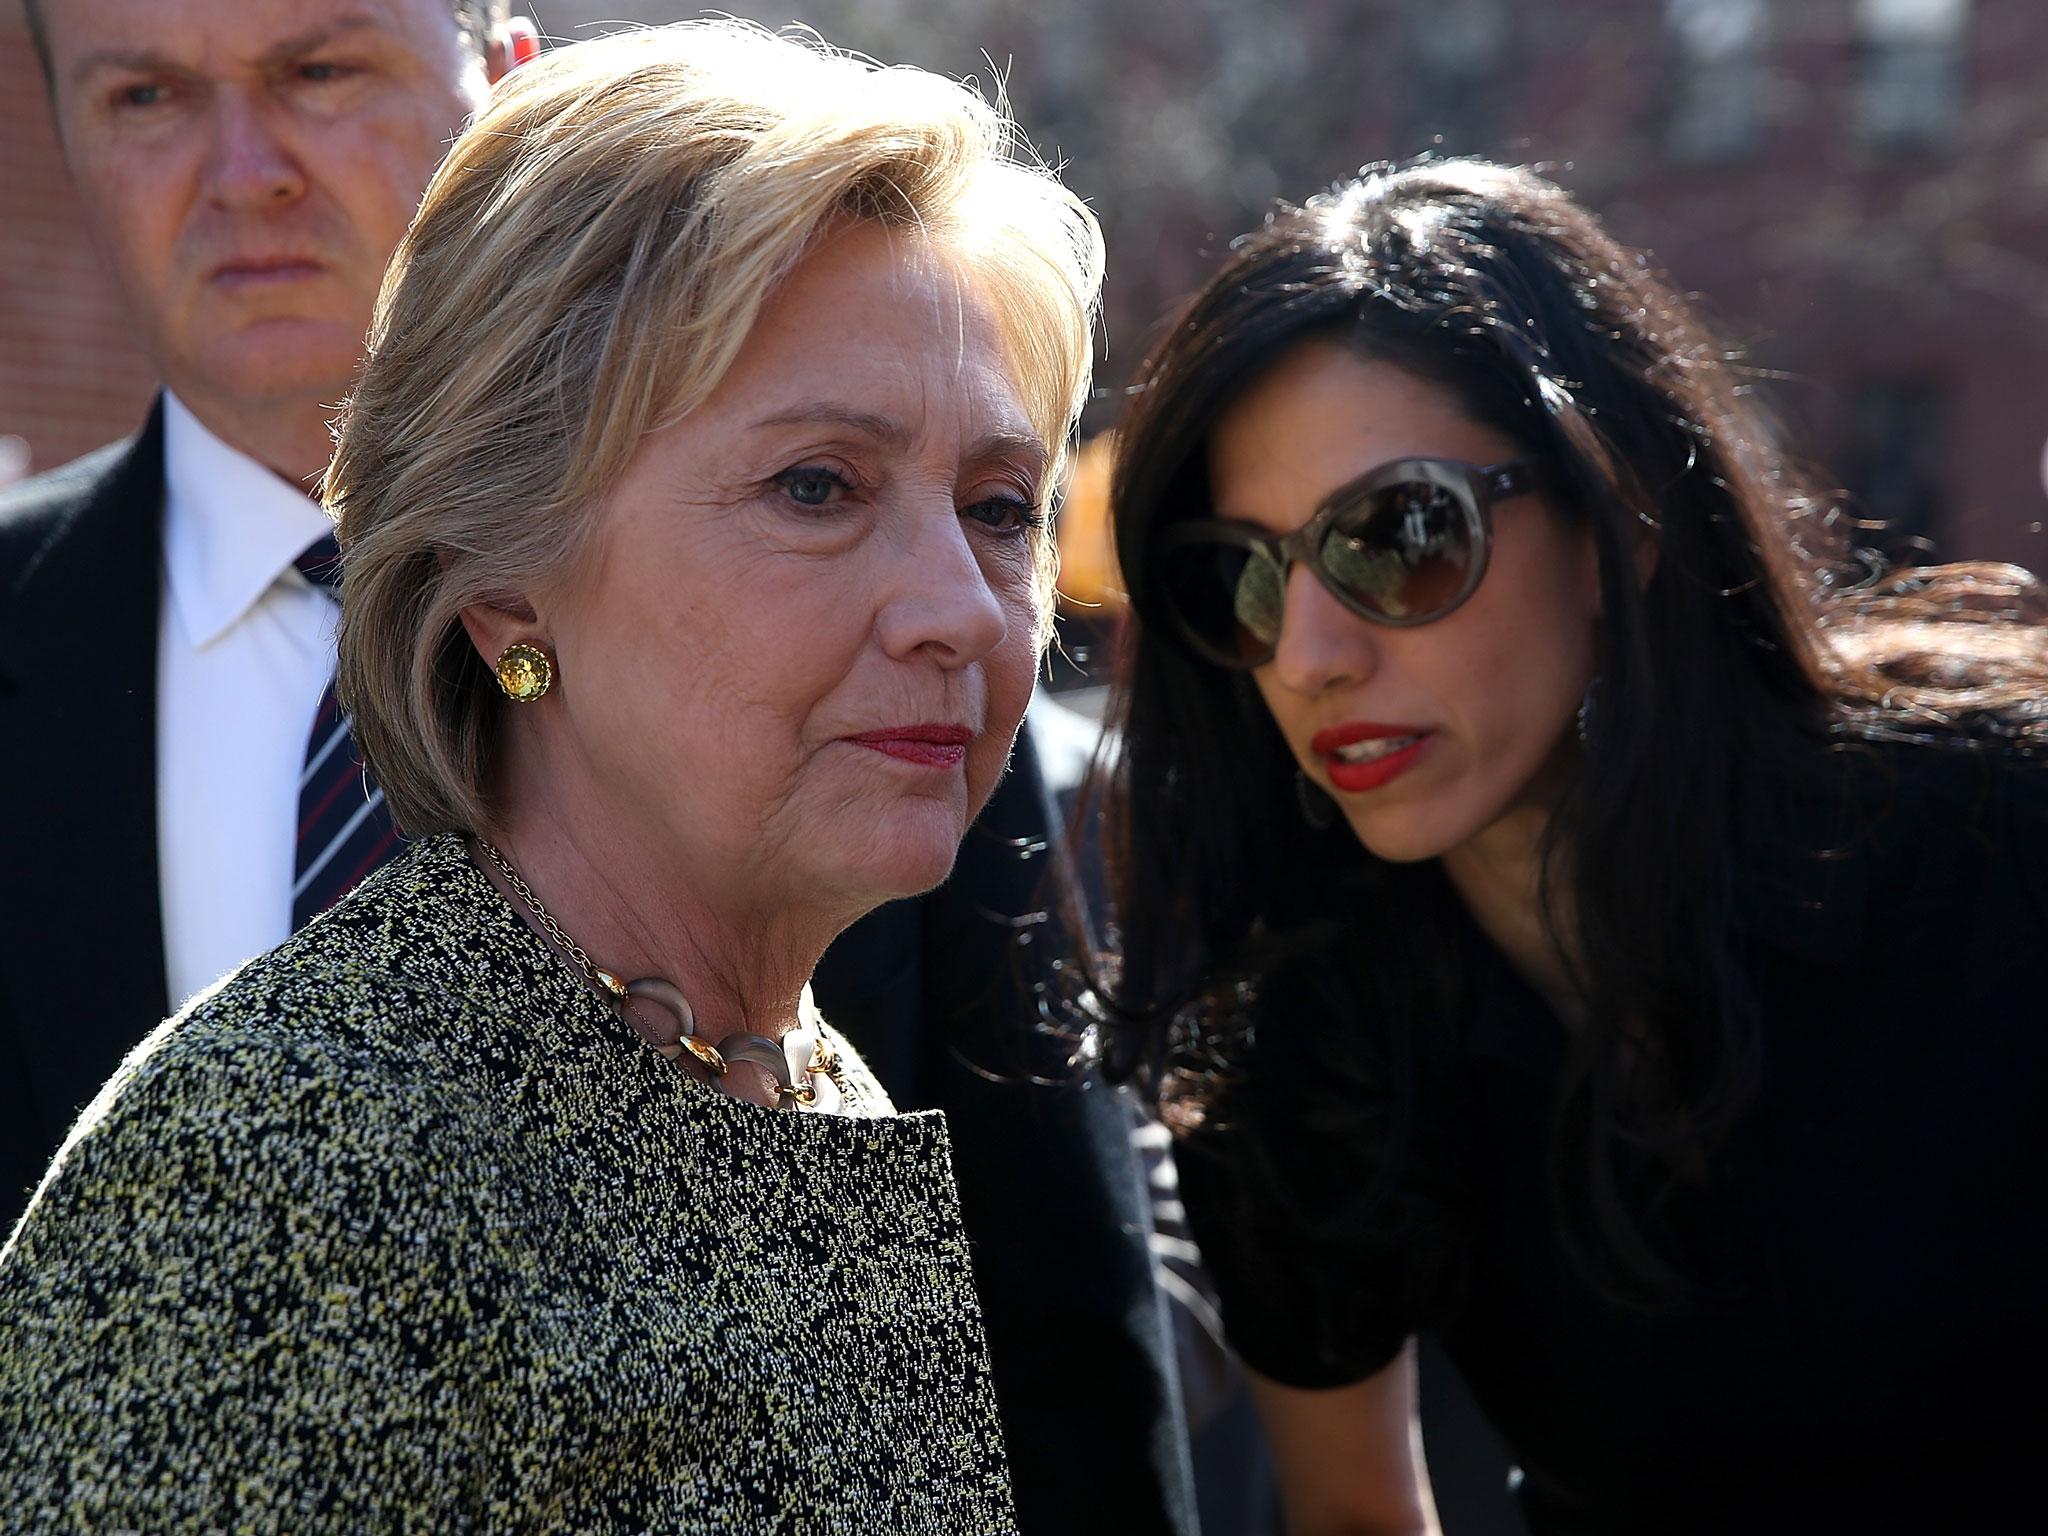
[40,0,490,415]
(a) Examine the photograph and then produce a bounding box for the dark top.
[1177,739,2048,1533]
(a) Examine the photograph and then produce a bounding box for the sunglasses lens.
[1160,538,1283,663]
[1157,475,1485,663]
[1232,547,1286,658]
[1321,480,1476,621]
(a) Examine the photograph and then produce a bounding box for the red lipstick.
[1310,721,1432,794]
[846,723,973,768]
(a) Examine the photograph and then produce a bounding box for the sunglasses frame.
[1153,456,1546,669]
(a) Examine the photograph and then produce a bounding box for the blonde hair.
[327,21,1104,834]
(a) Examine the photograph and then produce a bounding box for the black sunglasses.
[1152,456,1546,669]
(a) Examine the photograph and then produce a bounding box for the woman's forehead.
[687,228,1042,454]
[1206,347,1512,524]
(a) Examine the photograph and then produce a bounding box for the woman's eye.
[297,61,353,84]
[114,82,170,110]
[772,467,850,509]
[961,495,1042,535]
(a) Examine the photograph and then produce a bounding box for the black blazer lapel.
[0,402,169,1194]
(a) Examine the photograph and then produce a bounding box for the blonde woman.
[0,23,1101,1531]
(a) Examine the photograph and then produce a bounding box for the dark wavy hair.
[1087,158,2048,1301]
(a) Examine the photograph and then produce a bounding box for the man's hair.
[327,20,1105,836]
[22,0,511,93]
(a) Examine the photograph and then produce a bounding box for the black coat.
[0,409,1195,1534]
[0,408,169,1219]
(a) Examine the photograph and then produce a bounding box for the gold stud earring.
[495,642,554,702]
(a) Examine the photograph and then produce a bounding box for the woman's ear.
[1633,519,1662,590]
[1588,517,1660,619]
[1575,517,1607,620]
[458,595,545,673]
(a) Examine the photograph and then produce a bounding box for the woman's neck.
[1439,797,1582,1024]
[473,803,830,1047]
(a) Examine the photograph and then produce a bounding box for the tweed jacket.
[0,835,1017,1534]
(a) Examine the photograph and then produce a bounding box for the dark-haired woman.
[1091,158,2048,1534]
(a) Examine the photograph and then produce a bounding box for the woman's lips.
[1311,721,1433,794]
[846,724,972,768]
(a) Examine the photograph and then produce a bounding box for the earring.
[1295,769,1338,831]
[495,642,554,703]
[1576,674,1602,747]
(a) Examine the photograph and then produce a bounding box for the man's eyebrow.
[70,15,384,85]
[254,15,385,72]
[70,47,182,84]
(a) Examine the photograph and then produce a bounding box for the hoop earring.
[1295,769,1338,831]
[496,642,554,703]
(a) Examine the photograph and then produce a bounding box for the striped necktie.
[292,535,401,927]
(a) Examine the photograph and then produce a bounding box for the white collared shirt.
[156,392,339,1010]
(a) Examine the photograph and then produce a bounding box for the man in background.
[0,0,530,1217]
[0,4,1192,1527]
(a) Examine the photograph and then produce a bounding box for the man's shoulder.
[0,419,161,585]
[0,437,139,525]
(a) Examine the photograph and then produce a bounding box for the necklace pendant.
[676,1034,727,1074]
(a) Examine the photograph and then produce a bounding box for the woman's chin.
[1339,803,1465,865]
[826,802,971,903]
[840,846,963,906]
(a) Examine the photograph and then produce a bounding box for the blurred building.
[1473,0,2048,566]
[4,0,2044,564]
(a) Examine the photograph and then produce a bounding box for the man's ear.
[484,16,542,85]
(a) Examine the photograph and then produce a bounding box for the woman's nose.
[1265,561,1378,695]
[874,508,1011,668]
